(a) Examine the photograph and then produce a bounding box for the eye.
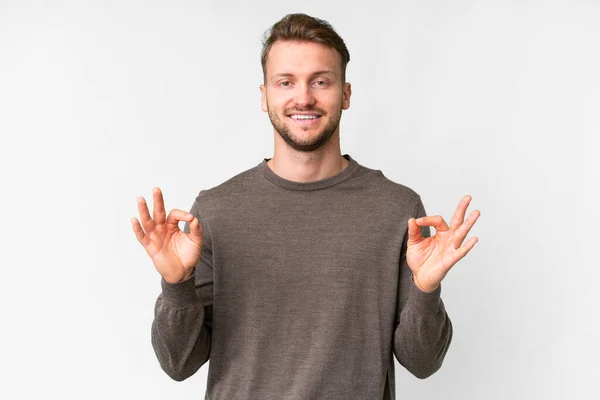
[280,81,291,87]
[314,80,328,87]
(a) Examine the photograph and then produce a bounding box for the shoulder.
[188,161,261,219]
[360,165,423,211]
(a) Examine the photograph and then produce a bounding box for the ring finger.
[453,209,480,248]
[137,196,156,233]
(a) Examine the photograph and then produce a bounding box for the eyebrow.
[270,70,335,81]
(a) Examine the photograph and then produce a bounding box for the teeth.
[291,115,319,120]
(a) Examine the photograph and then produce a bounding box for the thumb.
[407,217,422,246]
[188,217,203,244]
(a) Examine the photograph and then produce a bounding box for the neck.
[267,146,349,183]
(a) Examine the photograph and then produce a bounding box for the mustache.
[285,108,325,115]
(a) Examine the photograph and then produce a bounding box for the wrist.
[162,269,194,285]
[411,273,439,293]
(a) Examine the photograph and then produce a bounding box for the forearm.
[393,280,453,379]
[151,274,211,381]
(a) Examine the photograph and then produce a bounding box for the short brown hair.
[261,13,351,83]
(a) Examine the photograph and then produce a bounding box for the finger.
[453,209,481,248]
[450,194,472,231]
[188,217,204,244]
[166,208,195,228]
[451,236,478,264]
[152,187,166,225]
[137,196,156,233]
[131,217,148,247]
[407,217,423,244]
[416,215,449,232]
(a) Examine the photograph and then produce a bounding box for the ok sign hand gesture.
[406,195,480,293]
[131,187,204,284]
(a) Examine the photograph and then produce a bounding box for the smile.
[288,115,322,124]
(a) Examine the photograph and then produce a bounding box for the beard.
[267,102,343,153]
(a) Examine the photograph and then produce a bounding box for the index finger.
[415,215,449,232]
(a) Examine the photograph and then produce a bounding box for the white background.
[1,0,598,399]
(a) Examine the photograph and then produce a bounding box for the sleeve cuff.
[160,272,199,308]
[406,276,443,315]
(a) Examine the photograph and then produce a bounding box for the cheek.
[265,95,287,110]
[322,91,344,105]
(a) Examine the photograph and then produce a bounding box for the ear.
[260,84,267,112]
[342,82,351,110]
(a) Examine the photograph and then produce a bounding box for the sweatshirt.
[151,153,453,400]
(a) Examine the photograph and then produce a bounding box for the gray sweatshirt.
[151,153,452,400]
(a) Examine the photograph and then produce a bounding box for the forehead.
[266,40,341,78]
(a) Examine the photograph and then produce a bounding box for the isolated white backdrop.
[1,0,598,399]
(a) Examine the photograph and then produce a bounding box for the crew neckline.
[259,153,360,191]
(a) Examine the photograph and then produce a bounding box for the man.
[131,13,480,400]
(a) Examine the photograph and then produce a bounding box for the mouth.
[287,114,322,125]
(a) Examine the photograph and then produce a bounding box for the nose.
[293,83,316,107]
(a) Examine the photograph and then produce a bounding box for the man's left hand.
[406,195,481,293]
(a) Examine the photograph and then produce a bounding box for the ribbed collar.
[258,154,360,191]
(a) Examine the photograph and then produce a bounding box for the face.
[260,40,351,152]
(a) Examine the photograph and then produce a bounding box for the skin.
[131,39,481,289]
[132,187,202,284]
[408,195,480,292]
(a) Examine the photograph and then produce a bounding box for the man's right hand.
[131,187,203,284]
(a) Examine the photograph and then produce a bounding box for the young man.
[132,13,480,400]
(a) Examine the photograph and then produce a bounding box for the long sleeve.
[392,195,453,379]
[150,196,214,381]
